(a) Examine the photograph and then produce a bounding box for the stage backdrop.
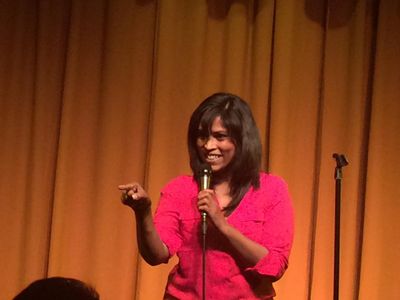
[1,0,399,299]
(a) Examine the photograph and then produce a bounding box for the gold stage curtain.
[1,1,399,299]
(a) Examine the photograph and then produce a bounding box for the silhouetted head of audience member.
[13,277,99,300]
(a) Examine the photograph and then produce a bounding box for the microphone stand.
[199,166,211,300]
[332,153,348,300]
[202,212,207,300]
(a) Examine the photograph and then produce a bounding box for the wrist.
[217,218,231,235]
[132,201,152,215]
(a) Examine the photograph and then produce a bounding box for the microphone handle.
[200,174,210,235]
[201,212,207,235]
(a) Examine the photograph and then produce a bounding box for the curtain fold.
[1,1,399,299]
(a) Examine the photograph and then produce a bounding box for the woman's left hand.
[198,189,269,267]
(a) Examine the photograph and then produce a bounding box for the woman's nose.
[203,136,216,149]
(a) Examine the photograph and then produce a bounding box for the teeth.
[207,154,221,160]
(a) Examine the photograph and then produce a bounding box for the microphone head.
[199,163,212,176]
[199,163,212,190]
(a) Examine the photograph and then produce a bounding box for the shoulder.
[259,172,288,190]
[163,175,196,188]
[161,175,197,194]
[257,172,291,204]
[255,172,293,213]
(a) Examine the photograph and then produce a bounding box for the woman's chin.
[210,164,223,172]
[210,166,231,180]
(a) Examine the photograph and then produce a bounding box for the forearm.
[134,207,169,266]
[219,222,268,267]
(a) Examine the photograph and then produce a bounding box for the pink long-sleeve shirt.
[154,173,294,299]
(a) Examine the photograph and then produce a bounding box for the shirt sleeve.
[153,177,185,257]
[245,176,294,280]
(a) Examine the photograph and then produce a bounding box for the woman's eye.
[196,135,208,145]
[197,134,208,140]
[214,134,228,141]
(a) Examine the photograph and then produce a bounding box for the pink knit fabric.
[154,173,294,299]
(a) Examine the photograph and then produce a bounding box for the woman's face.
[196,116,236,173]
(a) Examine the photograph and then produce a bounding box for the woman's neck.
[213,181,232,209]
[213,181,230,194]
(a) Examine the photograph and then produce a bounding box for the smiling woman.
[119,92,294,299]
[188,93,263,214]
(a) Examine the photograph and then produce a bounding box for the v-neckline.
[225,185,253,220]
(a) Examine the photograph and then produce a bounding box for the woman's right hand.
[118,182,151,212]
[197,189,228,231]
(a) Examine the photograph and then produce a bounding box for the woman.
[119,93,294,299]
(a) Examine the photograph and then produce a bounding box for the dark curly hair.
[13,277,99,300]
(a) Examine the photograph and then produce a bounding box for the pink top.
[154,173,294,299]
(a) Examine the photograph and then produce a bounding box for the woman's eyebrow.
[211,130,228,134]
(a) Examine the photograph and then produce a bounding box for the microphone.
[199,163,212,235]
[200,163,212,191]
